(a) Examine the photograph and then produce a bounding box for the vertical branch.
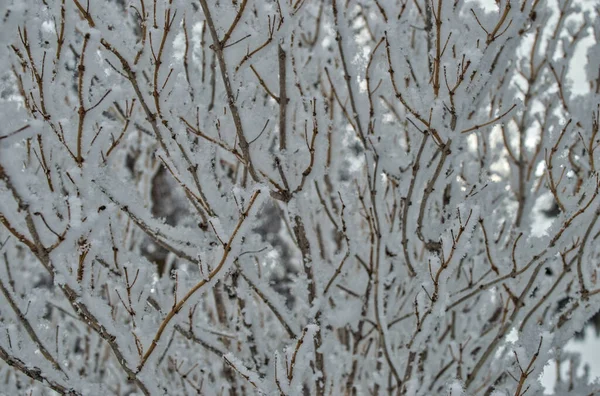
[432,0,443,97]
[278,45,287,150]
[198,0,260,182]
[331,0,366,146]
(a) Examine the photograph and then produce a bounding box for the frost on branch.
[0,0,600,395]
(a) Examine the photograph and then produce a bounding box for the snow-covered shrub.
[0,0,599,394]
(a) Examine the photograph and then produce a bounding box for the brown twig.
[137,190,262,372]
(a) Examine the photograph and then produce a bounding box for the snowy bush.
[0,0,599,394]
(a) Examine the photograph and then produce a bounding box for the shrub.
[0,0,599,394]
